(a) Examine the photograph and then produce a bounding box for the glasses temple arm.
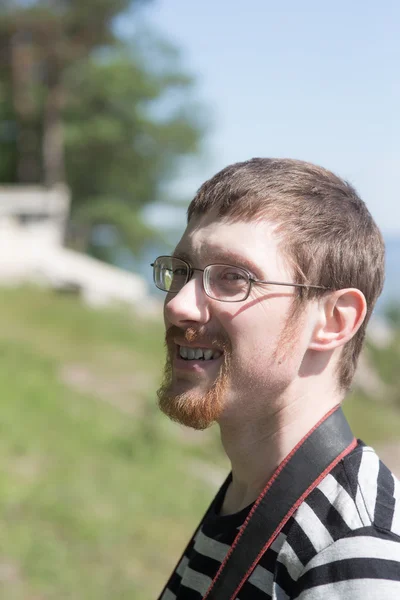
[253,280,331,291]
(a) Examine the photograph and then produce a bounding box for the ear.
[309,289,367,352]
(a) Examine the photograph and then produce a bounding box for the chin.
[158,373,228,431]
[158,341,232,430]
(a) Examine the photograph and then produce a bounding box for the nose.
[164,272,210,327]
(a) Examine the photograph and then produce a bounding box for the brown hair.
[188,158,385,390]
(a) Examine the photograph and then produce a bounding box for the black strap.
[205,406,355,600]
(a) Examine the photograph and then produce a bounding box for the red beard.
[157,325,231,430]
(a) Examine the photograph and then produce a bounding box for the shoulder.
[290,441,400,543]
[273,442,400,588]
[340,441,400,535]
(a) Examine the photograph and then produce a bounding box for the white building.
[0,185,150,309]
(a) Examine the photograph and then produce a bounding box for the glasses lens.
[153,257,188,293]
[205,265,250,301]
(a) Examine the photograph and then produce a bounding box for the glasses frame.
[151,255,332,303]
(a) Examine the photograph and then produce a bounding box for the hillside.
[0,287,399,599]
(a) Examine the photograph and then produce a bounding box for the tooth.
[203,349,213,360]
[194,348,203,359]
[180,346,188,359]
[187,348,195,359]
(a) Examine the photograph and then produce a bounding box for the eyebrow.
[173,249,266,278]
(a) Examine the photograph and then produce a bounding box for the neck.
[218,384,342,515]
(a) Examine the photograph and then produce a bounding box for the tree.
[385,303,400,330]
[63,38,204,253]
[0,1,206,256]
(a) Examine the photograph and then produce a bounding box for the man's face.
[158,213,315,430]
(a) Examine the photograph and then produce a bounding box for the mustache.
[165,325,230,352]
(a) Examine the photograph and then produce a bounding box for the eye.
[221,270,247,281]
[216,267,249,283]
[172,267,187,277]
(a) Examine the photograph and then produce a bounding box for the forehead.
[175,213,289,277]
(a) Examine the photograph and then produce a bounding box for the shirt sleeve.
[291,527,400,600]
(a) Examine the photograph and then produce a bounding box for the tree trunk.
[10,29,40,183]
[42,69,66,187]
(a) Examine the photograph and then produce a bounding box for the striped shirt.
[160,442,400,599]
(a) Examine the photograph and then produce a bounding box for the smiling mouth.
[177,345,223,361]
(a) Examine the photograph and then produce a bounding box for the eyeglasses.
[151,256,331,303]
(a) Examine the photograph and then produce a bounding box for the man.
[153,158,400,599]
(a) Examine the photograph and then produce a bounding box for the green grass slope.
[0,287,223,599]
[0,287,398,599]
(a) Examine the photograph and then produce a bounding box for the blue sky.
[125,0,400,235]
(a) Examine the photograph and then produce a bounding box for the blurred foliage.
[384,302,400,329]
[0,0,206,257]
[364,303,400,408]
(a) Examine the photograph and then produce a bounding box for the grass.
[0,287,220,599]
[0,286,398,598]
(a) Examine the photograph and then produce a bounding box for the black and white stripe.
[160,443,400,600]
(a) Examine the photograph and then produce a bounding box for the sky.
[122,0,400,236]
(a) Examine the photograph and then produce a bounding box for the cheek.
[227,302,293,352]
[163,294,174,326]
[163,303,169,328]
